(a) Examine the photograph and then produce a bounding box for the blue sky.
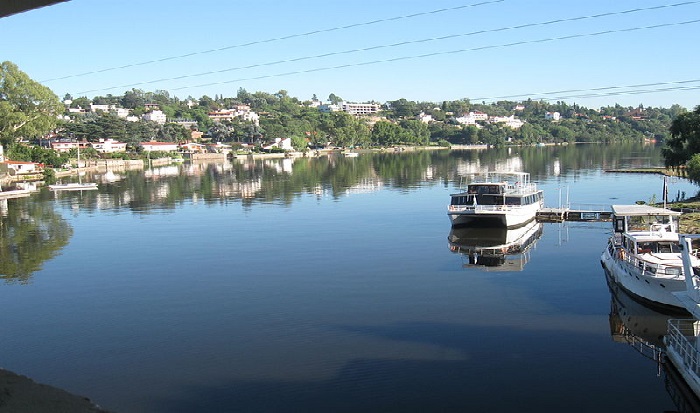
[2,0,699,109]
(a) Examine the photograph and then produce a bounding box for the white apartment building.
[341,102,380,115]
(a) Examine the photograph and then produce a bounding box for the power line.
[74,1,697,95]
[473,80,700,103]
[40,0,505,83]
[474,79,700,101]
[75,18,700,95]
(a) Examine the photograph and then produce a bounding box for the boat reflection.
[447,220,543,271]
[605,270,700,412]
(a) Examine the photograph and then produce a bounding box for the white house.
[90,104,116,112]
[143,110,167,124]
[92,139,127,153]
[263,138,293,151]
[3,160,40,175]
[491,115,524,129]
[208,107,260,126]
[545,111,561,121]
[0,144,3,162]
[417,112,433,124]
[318,104,341,113]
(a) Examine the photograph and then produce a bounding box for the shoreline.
[0,368,111,413]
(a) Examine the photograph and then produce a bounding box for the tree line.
[0,60,697,167]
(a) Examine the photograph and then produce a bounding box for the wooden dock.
[536,207,613,223]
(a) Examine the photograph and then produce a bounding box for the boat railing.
[448,204,528,213]
[666,319,700,377]
[617,248,683,278]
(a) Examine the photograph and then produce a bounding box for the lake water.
[2,143,699,412]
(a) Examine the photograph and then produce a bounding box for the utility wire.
[75,18,700,95]
[40,0,505,83]
[474,79,700,101]
[74,1,697,95]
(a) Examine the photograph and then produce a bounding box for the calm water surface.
[1,143,699,412]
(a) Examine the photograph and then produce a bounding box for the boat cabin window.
[614,218,625,233]
[625,214,675,232]
[468,184,503,195]
[635,241,680,254]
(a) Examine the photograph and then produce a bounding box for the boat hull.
[49,183,98,191]
[448,202,541,228]
[601,248,685,310]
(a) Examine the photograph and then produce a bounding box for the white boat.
[663,234,700,401]
[447,219,543,271]
[48,182,98,191]
[0,187,31,199]
[49,145,98,191]
[447,172,543,228]
[343,151,359,158]
[601,205,700,310]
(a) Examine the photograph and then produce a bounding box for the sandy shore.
[0,369,111,413]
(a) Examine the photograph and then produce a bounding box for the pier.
[536,204,613,223]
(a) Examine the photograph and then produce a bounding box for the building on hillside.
[263,138,293,152]
[3,160,40,175]
[0,144,3,162]
[417,112,433,123]
[208,108,260,126]
[140,141,179,152]
[318,104,340,113]
[172,119,198,130]
[144,103,160,111]
[90,104,117,112]
[491,115,524,129]
[545,111,561,121]
[114,108,130,118]
[341,102,380,115]
[92,139,127,153]
[50,140,91,153]
[142,110,167,124]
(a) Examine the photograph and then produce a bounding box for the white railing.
[448,204,526,213]
[618,250,683,278]
[666,319,700,377]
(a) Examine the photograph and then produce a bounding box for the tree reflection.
[0,198,72,283]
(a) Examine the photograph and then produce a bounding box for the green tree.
[686,153,700,184]
[663,106,700,168]
[0,61,63,148]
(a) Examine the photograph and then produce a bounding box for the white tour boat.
[447,172,543,228]
[664,234,700,401]
[601,205,700,310]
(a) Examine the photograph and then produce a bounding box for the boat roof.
[611,204,681,216]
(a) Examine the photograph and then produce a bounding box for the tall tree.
[0,61,63,147]
[663,106,700,168]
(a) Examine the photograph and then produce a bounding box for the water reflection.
[447,220,543,271]
[605,270,700,412]
[0,197,72,283]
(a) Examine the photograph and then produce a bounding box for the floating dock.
[536,206,613,223]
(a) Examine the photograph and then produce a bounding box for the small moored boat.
[601,205,700,310]
[48,182,98,191]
